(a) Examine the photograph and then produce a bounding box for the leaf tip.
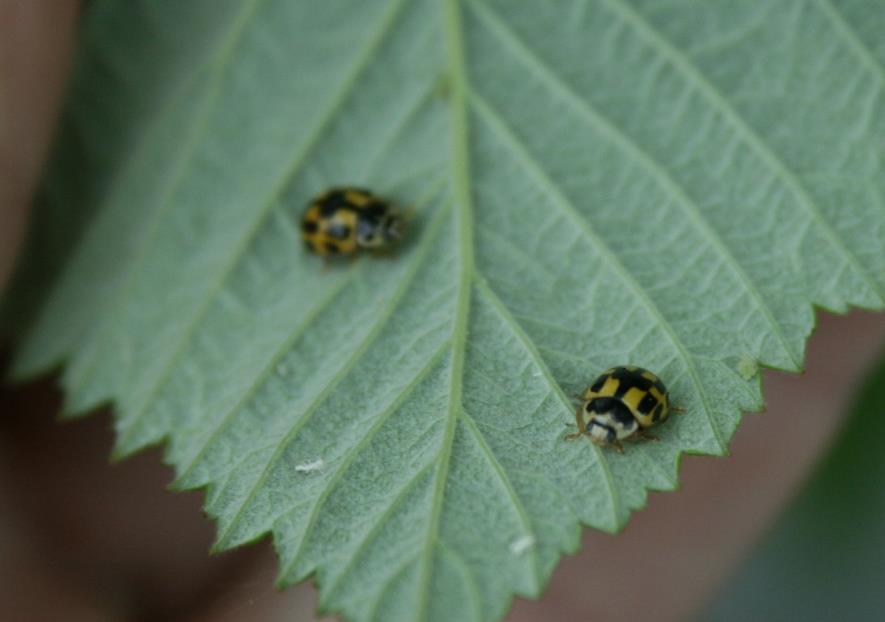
[108,429,139,462]
[166,477,187,492]
[107,449,126,464]
[57,396,84,420]
[208,538,228,555]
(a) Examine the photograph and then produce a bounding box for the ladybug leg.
[370,247,397,260]
[636,429,659,442]
[610,439,625,454]
[563,421,582,440]
[670,406,686,414]
[564,407,586,440]
[401,205,417,221]
[320,256,350,272]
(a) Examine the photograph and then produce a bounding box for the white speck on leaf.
[294,458,325,473]
[509,535,535,555]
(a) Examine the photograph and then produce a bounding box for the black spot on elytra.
[639,393,657,415]
[611,367,653,396]
[362,200,389,218]
[324,241,341,255]
[589,397,636,426]
[301,220,318,234]
[652,403,664,422]
[318,191,349,216]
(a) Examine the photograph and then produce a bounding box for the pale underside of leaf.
[7,1,885,621]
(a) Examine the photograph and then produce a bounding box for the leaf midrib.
[413,1,475,619]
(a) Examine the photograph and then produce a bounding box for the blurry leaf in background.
[701,347,885,622]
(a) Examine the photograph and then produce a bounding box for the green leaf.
[702,346,885,622]
[6,1,885,621]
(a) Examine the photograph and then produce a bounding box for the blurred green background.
[702,347,885,621]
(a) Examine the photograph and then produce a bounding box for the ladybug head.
[380,211,402,242]
[356,210,403,249]
[586,419,616,446]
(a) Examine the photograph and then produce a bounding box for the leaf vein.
[323,461,436,604]
[212,197,451,549]
[167,271,354,481]
[473,276,622,530]
[435,539,484,622]
[112,0,416,448]
[460,408,541,592]
[278,338,452,583]
[603,0,885,304]
[67,0,266,392]
[470,91,727,456]
[816,0,885,87]
[468,0,800,368]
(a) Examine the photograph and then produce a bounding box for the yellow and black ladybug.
[566,365,676,452]
[301,187,402,257]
